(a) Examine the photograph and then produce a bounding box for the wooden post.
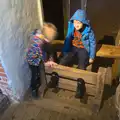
[105,67,112,86]
[81,0,87,11]
[92,67,106,113]
[63,0,70,37]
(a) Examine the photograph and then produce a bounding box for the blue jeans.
[60,47,89,70]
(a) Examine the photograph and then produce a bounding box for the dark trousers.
[29,61,47,91]
[60,47,89,70]
[29,65,40,91]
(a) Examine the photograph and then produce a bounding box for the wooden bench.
[51,40,116,86]
[41,40,120,113]
[52,40,120,58]
[45,65,107,113]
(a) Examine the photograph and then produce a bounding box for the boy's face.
[43,26,57,42]
[73,20,83,30]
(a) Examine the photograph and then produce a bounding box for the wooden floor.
[0,86,118,120]
[1,87,92,120]
[1,98,91,120]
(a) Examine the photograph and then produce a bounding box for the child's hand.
[49,61,57,67]
[45,61,57,67]
[57,52,62,58]
[89,58,94,64]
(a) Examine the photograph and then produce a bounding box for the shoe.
[31,89,40,99]
[75,78,86,99]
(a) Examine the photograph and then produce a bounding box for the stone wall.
[115,82,120,119]
[0,0,43,101]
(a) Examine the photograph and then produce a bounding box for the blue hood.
[70,9,89,25]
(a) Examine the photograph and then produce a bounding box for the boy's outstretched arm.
[89,29,96,63]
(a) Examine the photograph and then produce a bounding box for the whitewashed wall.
[0,0,43,101]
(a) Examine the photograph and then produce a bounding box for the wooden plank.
[52,40,64,45]
[57,113,87,120]
[95,67,106,98]
[46,64,97,75]
[49,111,60,120]
[22,102,41,120]
[46,75,96,96]
[36,108,51,120]
[11,103,26,120]
[59,78,96,96]
[57,113,67,120]
[92,67,106,113]
[31,98,92,116]
[44,89,83,106]
[105,67,112,86]
[52,40,120,58]
[45,65,98,85]
[58,113,71,120]
[47,74,96,89]
[96,44,120,58]
[32,99,64,114]
[44,88,94,114]
[1,104,19,120]
[46,74,96,96]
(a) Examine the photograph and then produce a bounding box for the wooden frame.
[39,40,117,113]
[45,65,106,113]
[51,40,114,85]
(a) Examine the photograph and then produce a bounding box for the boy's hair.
[42,22,57,40]
[43,22,57,32]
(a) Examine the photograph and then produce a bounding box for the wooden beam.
[104,67,112,86]
[96,44,120,58]
[58,79,96,96]
[95,68,105,99]
[46,75,96,96]
[92,67,106,113]
[52,40,64,45]
[52,40,120,58]
[45,65,98,85]
[31,98,92,116]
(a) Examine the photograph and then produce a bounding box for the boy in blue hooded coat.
[60,9,96,70]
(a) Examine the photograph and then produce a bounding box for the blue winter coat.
[63,9,96,59]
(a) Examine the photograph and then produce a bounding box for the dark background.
[42,0,64,40]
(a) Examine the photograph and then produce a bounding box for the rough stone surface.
[115,83,120,119]
[114,29,120,77]
[0,0,42,101]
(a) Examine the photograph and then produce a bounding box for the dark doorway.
[70,0,81,17]
[42,0,64,39]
